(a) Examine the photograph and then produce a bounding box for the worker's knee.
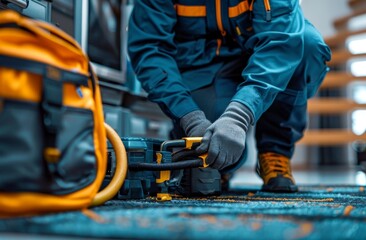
[303,20,331,63]
[296,20,332,98]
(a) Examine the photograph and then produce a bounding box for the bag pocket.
[0,99,97,194]
[51,106,96,194]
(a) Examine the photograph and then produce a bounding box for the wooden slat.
[308,98,366,114]
[348,0,366,10]
[328,50,366,67]
[325,29,366,48]
[333,8,366,31]
[298,1,366,147]
[320,72,366,89]
[299,129,366,145]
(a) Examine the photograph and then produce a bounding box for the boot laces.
[259,152,291,177]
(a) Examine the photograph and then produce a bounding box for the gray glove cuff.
[180,110,209,136]
[221,101,254,132]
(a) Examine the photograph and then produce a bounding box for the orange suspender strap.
[175,1,271,20]
[228,1,250,18]
[175,1,250,18]
[175,4,206,17]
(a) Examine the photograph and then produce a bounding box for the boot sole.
[261,184,299,193]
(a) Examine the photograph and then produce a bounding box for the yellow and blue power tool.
[102,137,222,200]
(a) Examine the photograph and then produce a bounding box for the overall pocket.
[231,7,253,38]
[0,99,97,194]
[253,0,296,20]
[307,67,329,99]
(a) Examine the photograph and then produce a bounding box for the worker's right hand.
[196,102,253,170]
[180,110,211,137]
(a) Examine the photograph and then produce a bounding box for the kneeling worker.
[127,0,331,192]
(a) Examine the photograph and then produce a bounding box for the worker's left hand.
[196,102,253,170]
[180,110,211,137]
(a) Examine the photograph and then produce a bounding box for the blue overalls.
[128,0,331,167]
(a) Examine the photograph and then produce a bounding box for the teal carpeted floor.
[1,185,366,240]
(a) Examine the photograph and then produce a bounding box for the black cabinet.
[0,0,51,21]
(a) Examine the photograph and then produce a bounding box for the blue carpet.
[1,185,366,239]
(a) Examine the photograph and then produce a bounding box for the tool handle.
[129,159,203,170]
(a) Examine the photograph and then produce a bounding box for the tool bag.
[0,10,107,217]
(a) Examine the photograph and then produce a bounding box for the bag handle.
[29,19,82,52]
[0,10,84,57]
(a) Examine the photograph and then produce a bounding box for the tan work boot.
[256,152,298,193]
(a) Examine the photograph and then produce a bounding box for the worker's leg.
[256,19,331,158]
[255,20,331,191]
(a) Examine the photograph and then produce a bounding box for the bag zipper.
[250,0,272,21]
[215,0,226,55]
[263,0,272,21]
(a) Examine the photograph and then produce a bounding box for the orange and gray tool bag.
[0,10,127,217]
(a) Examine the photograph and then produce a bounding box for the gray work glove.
[196,102,253,170]
[180,110,212,137]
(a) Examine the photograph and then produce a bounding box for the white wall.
[301,0,352,37]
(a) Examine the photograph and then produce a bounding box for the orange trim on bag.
[175,4,206,17]
[228,1,250,18]
[0,31,89,76]
[63,84,95,110]
[0,71,95,110]
[0,68,42,102]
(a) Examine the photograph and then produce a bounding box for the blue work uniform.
[128,0,331,162]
